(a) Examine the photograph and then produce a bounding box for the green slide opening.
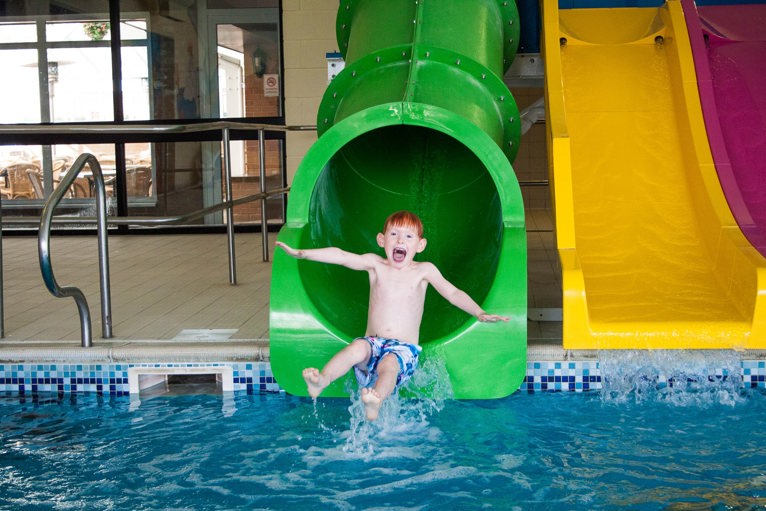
[304,125,503,343]
[269,0,528,399]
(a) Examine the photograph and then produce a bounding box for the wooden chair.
[52,156,70,177]
[126,166,152,197]
[52,158,92,198]
[0,163,39,199]
[71,178,91,198]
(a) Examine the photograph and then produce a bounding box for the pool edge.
[0,340,763,395]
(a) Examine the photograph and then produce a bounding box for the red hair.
[383,210,424,237]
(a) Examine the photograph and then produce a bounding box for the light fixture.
[252,47,266,78]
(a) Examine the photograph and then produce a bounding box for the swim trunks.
[353,336,422,391]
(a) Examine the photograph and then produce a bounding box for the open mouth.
[392,247,407,263]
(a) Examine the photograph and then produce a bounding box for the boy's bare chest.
[370,267,426,298]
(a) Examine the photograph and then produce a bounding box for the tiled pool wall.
[0,360,764,395]
[0,362,279,395]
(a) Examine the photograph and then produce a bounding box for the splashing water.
[308,353,454,461]
[598,350,746,406]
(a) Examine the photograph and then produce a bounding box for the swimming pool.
[1,375,765,511]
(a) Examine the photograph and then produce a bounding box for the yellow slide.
[542,0,766,350]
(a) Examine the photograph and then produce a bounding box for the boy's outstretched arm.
[424,262,509,322]
[275,241,375,271]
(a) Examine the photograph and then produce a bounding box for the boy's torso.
[364,259,430,344]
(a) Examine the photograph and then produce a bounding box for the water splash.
[339,354,453,460]
[598,350,745,406]
[408,352,454,402]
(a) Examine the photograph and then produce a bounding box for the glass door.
[204,9,284,226]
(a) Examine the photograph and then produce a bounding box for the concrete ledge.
[0,340,270,363]
[0,340,764,365]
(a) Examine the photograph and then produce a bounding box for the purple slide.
[682,0,766,257]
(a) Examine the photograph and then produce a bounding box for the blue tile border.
[522,360,602,392]
[0,362,281,396]
[742,360,766,389]
[522,360,766,392]
[0,359,763,396]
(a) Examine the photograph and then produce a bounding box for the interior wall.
[281,0,337,181]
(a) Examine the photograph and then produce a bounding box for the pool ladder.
[34,156,290,348]
[38,153,113,348]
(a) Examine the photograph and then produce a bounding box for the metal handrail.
[1,121,313,344]
[8,184,288,344]
[21,185,289,347]
[31,182,290,348]
[1,187,289,227]
[0,120,315,274]
[0,120,316,137]
[39,153,112,348]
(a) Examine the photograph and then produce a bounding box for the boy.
[275,211,508,420]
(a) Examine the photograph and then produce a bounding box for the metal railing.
[39,153,112,347]
[0,119,315,271]
[35,169,289,347]
[0,120,314,345]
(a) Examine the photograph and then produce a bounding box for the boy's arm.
[275,241,375,271]
[423,263,509,323]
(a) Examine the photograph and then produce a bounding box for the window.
[0,1,284,230]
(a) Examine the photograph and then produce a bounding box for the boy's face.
[377,223,427,267]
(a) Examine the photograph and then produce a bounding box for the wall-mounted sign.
[263,74,279,97]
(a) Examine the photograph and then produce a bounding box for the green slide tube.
[270,0,527,399]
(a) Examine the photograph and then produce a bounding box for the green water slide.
[269,0,527,399]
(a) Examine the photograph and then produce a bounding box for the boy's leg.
[361,353,399,420]
[303,338,371,398]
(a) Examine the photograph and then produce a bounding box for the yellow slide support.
[542,0,766,350]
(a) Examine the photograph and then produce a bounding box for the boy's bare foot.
[302,368,327,398]
[361,387,383,421]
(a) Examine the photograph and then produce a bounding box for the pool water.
[1,379,765,511]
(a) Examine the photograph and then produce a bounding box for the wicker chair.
[52,158,92,198]
[126,166,152,197]
[0,162,39,199]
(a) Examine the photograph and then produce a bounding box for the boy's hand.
[275,241,301,258]
[478,312,509,323]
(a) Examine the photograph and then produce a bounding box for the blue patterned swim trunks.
[353,336,422,391]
